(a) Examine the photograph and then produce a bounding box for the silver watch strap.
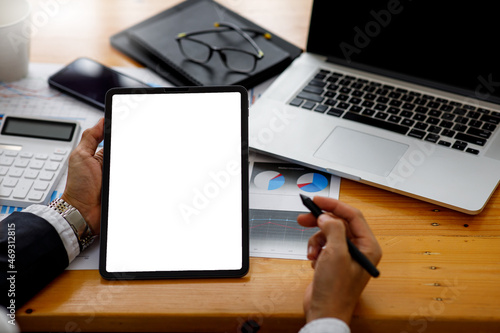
[49,198,96,251]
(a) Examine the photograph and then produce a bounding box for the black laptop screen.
[307,0,500,104]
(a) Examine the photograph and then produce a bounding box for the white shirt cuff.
[299,318,350,333]
[23,204,80,263]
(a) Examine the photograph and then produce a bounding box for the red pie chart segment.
[297,173,328,192]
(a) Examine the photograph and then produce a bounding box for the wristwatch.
[49,198,96,251]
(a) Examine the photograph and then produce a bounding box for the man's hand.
[61,118,104,235]
[297,196,382,325]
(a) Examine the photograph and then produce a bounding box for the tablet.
[99,86,249,280]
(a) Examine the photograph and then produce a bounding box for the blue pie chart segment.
[297,173,328,192]
[254,171,285,190]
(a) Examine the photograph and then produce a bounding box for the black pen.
[299,194,380,278]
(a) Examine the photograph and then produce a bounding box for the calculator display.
[1,117,76,141]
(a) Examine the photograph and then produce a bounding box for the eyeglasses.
[176,21,271,73]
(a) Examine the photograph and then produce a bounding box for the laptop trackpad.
[314,127,409,177]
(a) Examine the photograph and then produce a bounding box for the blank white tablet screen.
[105,91,243,273]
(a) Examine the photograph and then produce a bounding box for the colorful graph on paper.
[248,159,340,259]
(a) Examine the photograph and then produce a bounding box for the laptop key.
[414,122,428,130]
[453,124,467,132]
[388,115,402,123]
[327,109,345,117]
[362,100,374,108]
[290,98,303,107]
[481,114,500,125]
[426,117,440,125]
[427,126,441,134]
[452,141,467,151]
[466,148,480,155]
[349,97,362,105]
[389,100,402,107]
[483,123,496,131]
[343,112,409,135]
[401,119,415,127]
[362,109,376,116]
[441,129,455,137]
[441,113,454,121]
[337,102,350,109]
[303,85,324,94]
[401,110,413,118]
[308,79,326,88]
[314,73,327,80]
[302,101,316,110]
[374,112,388,120]
[297,91,324,103]
[455,133,486,146]
[425,134,440,143]
[408,129,426,139]
[387,107,400,114]
[467,127,491,139]
[468,120,483,128]
[438,140,452,147]
[314,105,328,113]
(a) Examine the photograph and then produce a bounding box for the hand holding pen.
[297,195,382,325]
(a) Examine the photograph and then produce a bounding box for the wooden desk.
[18,0,500,332]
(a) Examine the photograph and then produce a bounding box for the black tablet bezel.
[99,86,249,280]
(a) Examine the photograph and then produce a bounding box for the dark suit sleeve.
[1,212,69,309]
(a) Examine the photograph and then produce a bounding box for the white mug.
[0,0,31,82]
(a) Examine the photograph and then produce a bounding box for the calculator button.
[34,181,49,191]
[0,157,14,166]
[50,155,64,162]
[12,180,34,199]
[29,160,44,169]
[24,170,39,179]
[39,171,54,181]
[14,159,29,168]
[5,151,18,157]
[35,153,49,160]
[0,187,13,198]
[0,167,8,176]
[45,162,59,171]
[20,152,33,158]
[3,178,18,187]
[9,169,24,178]
[54,148,67,155]
[28,191,44,201]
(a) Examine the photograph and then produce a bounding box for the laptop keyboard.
[289,69,500,155]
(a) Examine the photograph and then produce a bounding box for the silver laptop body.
[249,1,500,214]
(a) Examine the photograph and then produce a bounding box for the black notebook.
[110,0,302,88]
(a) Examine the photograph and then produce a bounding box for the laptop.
[249,0,500,214]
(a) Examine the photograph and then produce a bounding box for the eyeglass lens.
[220,50,256,72]
[179,38,212,63]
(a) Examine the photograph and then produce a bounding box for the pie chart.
[254,171,285,190]
[297,173,328,192]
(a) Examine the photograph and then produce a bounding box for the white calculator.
[0,115,80,208]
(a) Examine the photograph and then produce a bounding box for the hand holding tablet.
[99,86,249,280]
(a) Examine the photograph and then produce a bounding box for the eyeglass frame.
[176,21,271,73]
